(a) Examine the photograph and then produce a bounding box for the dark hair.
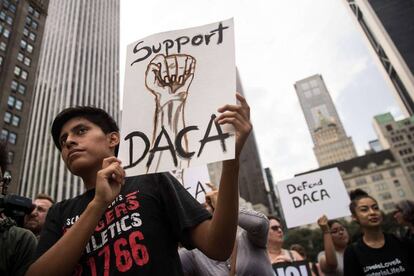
[51,106,119,154]
[267,215,281,224]
[0,142,8,174]
[36,193,55,204]
[328,219,342,228]
[396,200,414,225]
[290,244,306,258]
[349,189,377,215]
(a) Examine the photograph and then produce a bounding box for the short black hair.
[0,142,8,174]
[51,106,119,153]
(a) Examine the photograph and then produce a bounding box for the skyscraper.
[20,0,120,201]
[0,0,49,193]
[344,0,414,116]
[295,74,357,167]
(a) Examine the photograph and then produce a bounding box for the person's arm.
[26,157,125,276]
[317,215,338,273]
[238,208,269,248]
[190,93,252,261]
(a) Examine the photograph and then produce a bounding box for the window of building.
[34,10,40,18]
[371,173,384,182]
[375,182,387,191]
[23,57,30,66]
[3,28,10,38]
[6,15,12,25]
[17,83,25,94]
[28,5,34,14]
[31,20,38,29]
[304,90,312,98]
[27,44,33,53]
[4,112,12,124]
[17,52,24,62]
[7,151,14,164]
[394,179,401,187]
[0,129,8,140]
[398,189,405,197]
[389,169,396,177]
[386,125,393,132]
[0,11,6,21]
[312,87,321,95]
[7,96,15,108]
[25,16,31,26]
[29,32,35,41]
[20,39,27,50]
[15,99,22,110]
[23,28,29,37]
[8,132,16,144]
[11,115,20,127]
[0,55,3,66]
[379,192,392,201]
[310,79,318,88]
[21,70,28,80]
[9,4,16,13]
[383,202,395,210]
[14,66,21,76]
[0,41,6,51]
[11,80,18,91]
[355,177,367,186]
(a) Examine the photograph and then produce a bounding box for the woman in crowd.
[266,216,303,264]
[393,200,414,241]
[344,189,414,275]
[317,215,349,276]
[290,244,323,276]
[179,184,274,276]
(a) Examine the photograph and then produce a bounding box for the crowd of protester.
[1,99,414,275]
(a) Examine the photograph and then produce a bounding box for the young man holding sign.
[27,93,251,276]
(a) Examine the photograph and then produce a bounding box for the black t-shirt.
[344,233,414,276]
[35,173,211,275]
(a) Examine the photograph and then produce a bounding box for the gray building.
[0,0,49,193]
[373,112,414,189]
[344,0,414,116]
[295,74,357,167]
[19,0,120,201]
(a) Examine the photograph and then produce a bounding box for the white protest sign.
[119,19,236,176]
[276,168,351,228]
[170,165,212,203]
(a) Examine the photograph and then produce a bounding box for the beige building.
[295,74,357,167]
[374,113,414,190]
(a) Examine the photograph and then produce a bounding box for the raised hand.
[216,92,252,158]
[317,215,330,233]
[145,54,196,109]
[94,157,125,207]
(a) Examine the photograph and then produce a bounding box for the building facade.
[344,0,414,116]
[20,0,120,201]
[0,0,49,193]
[295,74,357,167]
[373,113,414,189]
[298,150,414,213]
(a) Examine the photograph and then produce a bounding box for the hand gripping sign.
[119,18,236,176]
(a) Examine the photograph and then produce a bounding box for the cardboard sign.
[273,261,311,276]
[119,19,236,176]
[170,165,212,203]
[276,168,351,228]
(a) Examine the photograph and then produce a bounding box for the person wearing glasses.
[267,216,303,264]
[393,200,414,242]
[317,215,349,276]
[343,189,414,276]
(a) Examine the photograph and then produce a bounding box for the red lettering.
[125,191,139,197]
[98,245,110,276]
[126,198,140,211]
[73,264,83,276]
[95,220,105,232]
[114,203,128,217]
[86,256,97,276]
[129,231,149,266]
[105,209,115,225]
[114,238,133,272]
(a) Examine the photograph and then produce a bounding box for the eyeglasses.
[330,227,346,234]
[270,225,282,232]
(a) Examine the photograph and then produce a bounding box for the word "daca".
[287,179,331,208]
[124,114,230,170]
[130,22,229,65]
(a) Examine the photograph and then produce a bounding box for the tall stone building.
[298,150,414,213]
[0,0,49,193]
[373,112,414,188]
[295,74,357,167]
[344,0,414,116]
[19,0,120,201]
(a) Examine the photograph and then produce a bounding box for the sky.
[120,0,403,183]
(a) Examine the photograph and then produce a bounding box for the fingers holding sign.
[216,92,252,158]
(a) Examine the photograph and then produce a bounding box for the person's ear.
[108,132,120,148]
